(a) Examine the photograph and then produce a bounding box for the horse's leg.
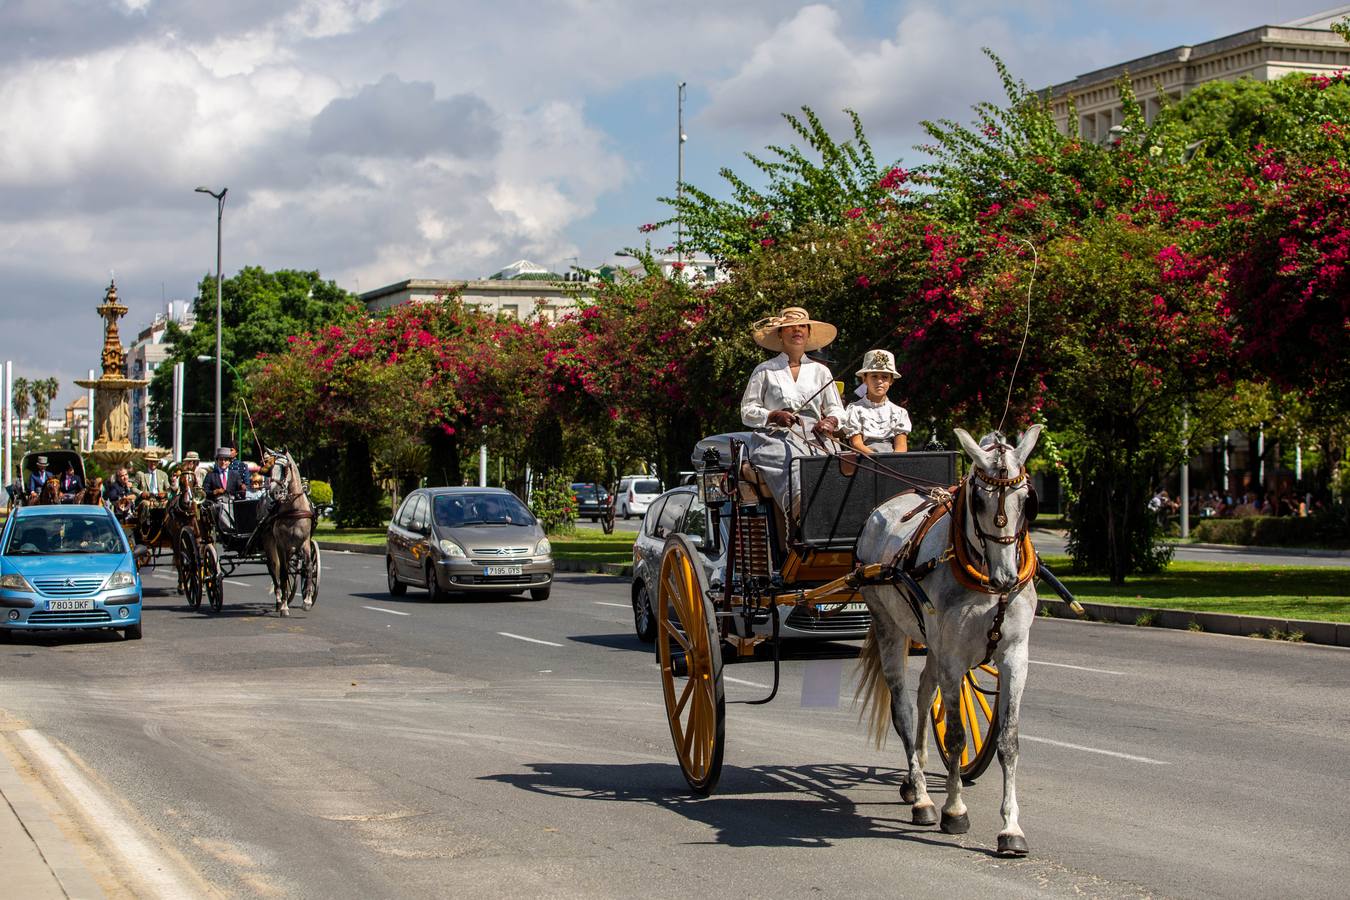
[299,533,314,610]
[913,659,938,773]
[995,637,1031,856]
[937,662,970,834]
[263,533,286,616]
[877,627,937,826]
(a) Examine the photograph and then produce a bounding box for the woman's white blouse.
[741,353,845,427]
[841,396,912,439]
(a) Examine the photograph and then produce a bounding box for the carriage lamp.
[0,573,34,592]
[438,539,466,558]
[103,570,136,590]
[699,448,730,504]
[534,538,551,558]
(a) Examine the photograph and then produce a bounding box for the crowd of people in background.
[1149,483,1330,527]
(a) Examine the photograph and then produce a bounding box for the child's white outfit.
[842,396,911,453]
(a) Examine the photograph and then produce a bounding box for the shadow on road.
[482,761,962,850]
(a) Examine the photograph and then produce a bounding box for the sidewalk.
[0,737,104,899]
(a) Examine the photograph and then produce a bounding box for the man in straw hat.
[740,306,845,516]
[841,348,911,454]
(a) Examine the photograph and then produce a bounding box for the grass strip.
[1039,555,1350,623]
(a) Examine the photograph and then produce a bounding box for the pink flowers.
[877,167,909,190]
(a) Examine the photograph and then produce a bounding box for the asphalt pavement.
[1,552,1347,899]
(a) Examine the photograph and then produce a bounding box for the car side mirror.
[687,534,703,548]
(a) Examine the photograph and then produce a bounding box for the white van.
[616,475,663,519]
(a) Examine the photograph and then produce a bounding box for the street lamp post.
[676,82,687,265]
[198,355,243,451]
[195,186,227,450]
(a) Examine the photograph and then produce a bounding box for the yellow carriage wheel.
[931,663,1001,783]
[656,534,725,796]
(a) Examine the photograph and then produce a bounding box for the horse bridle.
[967,463,1035,546]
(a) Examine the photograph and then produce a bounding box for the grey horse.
[259,450,316,617]
[854,425,1042,856]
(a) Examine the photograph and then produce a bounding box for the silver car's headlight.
[438,539,467,558]
[0,573,35,592]
[535,538,552,557]
[103,570,137,590]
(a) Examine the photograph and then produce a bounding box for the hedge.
[1191,516,1347,548]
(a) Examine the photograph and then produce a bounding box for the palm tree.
[42,378,59,428]
[11,376,29,439]
[31,380,50,430]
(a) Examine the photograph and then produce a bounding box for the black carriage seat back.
[232,498,261,535]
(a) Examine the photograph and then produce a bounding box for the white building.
[127,301,194,449]
[1046,7,1350,139]
[361,277,584,322]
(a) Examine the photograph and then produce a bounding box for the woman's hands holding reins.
[766,409,799,428]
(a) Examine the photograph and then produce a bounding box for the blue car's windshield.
[434,493,536,527]
[5,515,126,555]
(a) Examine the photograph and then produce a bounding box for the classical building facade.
[360,277,584,321]
[1046,7,1350,139]
[126,301,194,449]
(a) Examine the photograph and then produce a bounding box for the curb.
[1170,541,1350,559]
[0,734,105,899]
[315,542,634,577]
[1038,599,1350,648]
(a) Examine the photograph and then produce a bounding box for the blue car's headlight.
[0,573,35,592]
[103,570,136,590]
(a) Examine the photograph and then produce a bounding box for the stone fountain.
[75,280,152,469]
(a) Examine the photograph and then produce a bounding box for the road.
[1,552,1347,899]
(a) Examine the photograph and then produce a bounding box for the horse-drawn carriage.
[5,449,91,507]
[654,427,1079,855]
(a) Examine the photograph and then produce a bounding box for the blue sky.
[0,0,1336,407]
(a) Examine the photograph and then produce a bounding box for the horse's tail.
[854,629,899,750]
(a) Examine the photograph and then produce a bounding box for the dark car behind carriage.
[628,478,873,644]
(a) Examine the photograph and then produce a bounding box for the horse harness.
[851,464,1038,665]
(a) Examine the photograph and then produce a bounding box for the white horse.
[854,425,1042,856]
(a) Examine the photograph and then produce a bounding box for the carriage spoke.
[962,682,982,755]
[672,673,695,718]
[971,676,994,721]
[662,620,692,652]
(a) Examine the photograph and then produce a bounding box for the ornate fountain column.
[75,280,151,468]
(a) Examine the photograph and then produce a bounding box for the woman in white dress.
[739,307,845,514]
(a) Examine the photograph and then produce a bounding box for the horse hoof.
[940,812,970,834]
[899,781,918,805]
[997,833,1029,856]
[912,804,938,826]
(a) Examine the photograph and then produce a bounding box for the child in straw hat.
[841,349,911,454]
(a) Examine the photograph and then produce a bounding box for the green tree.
[147,267,359,457]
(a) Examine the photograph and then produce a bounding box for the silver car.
[386,488,554,601]
[629,486,870,642]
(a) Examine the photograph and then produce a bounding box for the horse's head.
[954,425,1042,592]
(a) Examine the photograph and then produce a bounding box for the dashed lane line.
[723,675,771,689]
[593,601,629,608]
[1029,660,1126,676]
[361,605,411,617]
[1022,735,1168,765]
[498,632,564,647]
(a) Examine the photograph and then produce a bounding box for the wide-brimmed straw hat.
[751,307,837,352]
[855,349,901,379]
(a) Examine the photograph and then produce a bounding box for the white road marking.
[226,579,250,587]
[498,632,563,647]
[17,729,198,898]
[594,601,629,608]
[361,605,411,617]
[1030,660,1126,676]
[150,572,174,580]
[724,676,770,689]
[1022,735,1168,765]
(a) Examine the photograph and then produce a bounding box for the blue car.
[0,504,143,641]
